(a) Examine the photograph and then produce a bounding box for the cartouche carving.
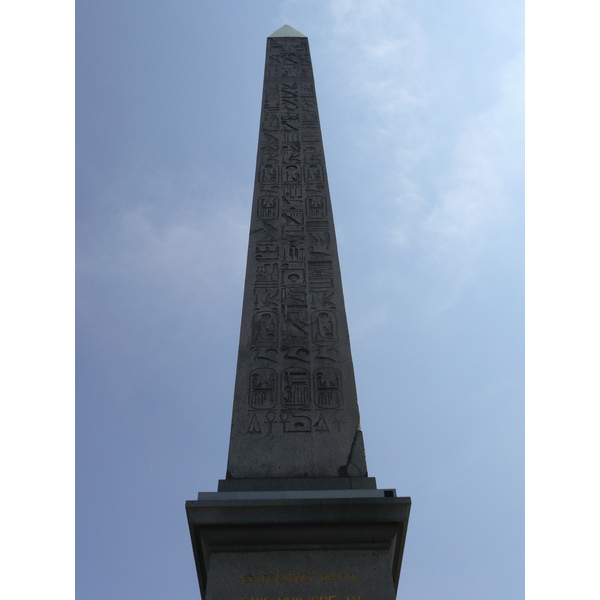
[249,368,277,409]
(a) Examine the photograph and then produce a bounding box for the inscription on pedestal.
[205,550,395,600]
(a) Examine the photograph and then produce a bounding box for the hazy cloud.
[77,164,249,319]
[329,0,430,116]
[321,0,523,306]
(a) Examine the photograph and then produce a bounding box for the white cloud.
[328,0,431,117]
[422,53,524,253]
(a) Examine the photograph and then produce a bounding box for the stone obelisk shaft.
[226,30,368,480]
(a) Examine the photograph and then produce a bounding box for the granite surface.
[226,33,367,480]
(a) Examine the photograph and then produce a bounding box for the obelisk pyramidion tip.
[268,24,307,38]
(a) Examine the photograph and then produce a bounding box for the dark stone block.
[186,491,410,600]
[217,477,378,492]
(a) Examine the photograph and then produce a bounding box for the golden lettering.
[258,573,318,585]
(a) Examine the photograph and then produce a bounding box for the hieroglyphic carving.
[252,311,278,346]
[247,412,262,433]
[261,131,280,144]
[302,131,321,143]
[281,266,306,286]
[281,309,309,344]
[332,411,343,431]
[314,412,329,431]
[260,144,280,163]
[281,285,307,308]
[282,184,303,205]
[254,287,278,310]
[314,368,343,409]
[255,262,279,285]
[257,196,279,219]
[306,196,327,218]
[282,164,302,183]
[280,51,299,64]
[304,163,324,183]
[264,411,277,433]
[311,311,338,345]
[263,95,279,110]
[281,81,298,98]
[303,144,322,162]
[300,97,316,112]
[282,131,299,143]
[262,111,279,131]
[259,163,279,183]
[282,99,299,114]
[310,290,336,310]
[252,347,278,363]
[282,223,305,241]
[251,220,278,241]
[308,261,334,292]
[307,221,331,249]
[282,143,301,163]
[282,346,310,363]
[249,368,277,409]
[255,244,279,261]
[281,64,297,78]
[301,111,319,126]
[298,66,313,80]
[281,411,311,433]
[281,368,310,409]
[308,245,332,263]
[282,206,304,226]
[299,82,314,96]
[313,347,340,363]
[238,35,358,445]
[282,242,305,264]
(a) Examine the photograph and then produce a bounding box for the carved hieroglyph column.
[226,24,368,481]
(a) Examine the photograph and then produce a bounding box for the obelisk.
[225,24,367,483]
[186,26,410,600]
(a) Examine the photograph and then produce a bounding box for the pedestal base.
[185,488,410,599]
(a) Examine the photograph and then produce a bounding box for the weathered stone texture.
[226,34,367,479]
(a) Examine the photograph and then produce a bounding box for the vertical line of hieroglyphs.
[245,37,345,438]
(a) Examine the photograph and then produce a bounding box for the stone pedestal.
[186,488,410,600]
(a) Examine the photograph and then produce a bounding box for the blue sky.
[6,3,600,600]
[75,1,523,599]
